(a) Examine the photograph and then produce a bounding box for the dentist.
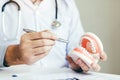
[0,0,107,72]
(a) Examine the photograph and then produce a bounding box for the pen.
[23,28,68,43]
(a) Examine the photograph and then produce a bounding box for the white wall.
[75,0,120,74]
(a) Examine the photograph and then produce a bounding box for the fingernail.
[92,63,101,71]
[101,54,107,61]
[77,59,82,64]
[83,67,89,73]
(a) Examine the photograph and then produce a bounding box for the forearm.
[4,45,24,66]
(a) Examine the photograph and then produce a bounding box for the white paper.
[0,65,120,80]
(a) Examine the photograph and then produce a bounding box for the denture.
[69,32,103,71]
[81,32,103,54]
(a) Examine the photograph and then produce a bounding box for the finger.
[43,30,60,40]
[43,30,51,32]
[66,56,80,69]
[34,52,50,60]
[91,63,101,71]
[44,30,53,33]
[25,31,57,40]
[30,39,55,48]
[100,51,107,61]
[66,56,73,64]
[77,58,89,72]
[32,46,53,55]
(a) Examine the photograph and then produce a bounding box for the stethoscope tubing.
[2,1,20,12]
[1,0,59,40]
[55,0,58,20]
[2,0,21,40]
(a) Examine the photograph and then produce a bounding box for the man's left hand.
[66,51,107,73]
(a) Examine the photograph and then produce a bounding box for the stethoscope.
[2,0,61,40]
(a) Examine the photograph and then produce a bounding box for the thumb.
[100,51,107,61]
[91,63,101,71]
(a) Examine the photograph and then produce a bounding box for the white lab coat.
[0,0,84,68]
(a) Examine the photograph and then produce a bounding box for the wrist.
[4,45,24,66]
[3,57,9,67]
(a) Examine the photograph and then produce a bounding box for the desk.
[0,65,120,80]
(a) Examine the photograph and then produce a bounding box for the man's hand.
[5,30,57,66]
[66,51,107,73]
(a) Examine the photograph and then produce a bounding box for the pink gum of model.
[69,32,103,71]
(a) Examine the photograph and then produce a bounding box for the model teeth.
[91,41,96,53]
[91,47,96,53]
[84,32,104,52]
[79,47,90,55]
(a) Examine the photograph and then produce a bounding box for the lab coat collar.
[21,0,45,10]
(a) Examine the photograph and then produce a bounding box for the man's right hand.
[5,30,57,66]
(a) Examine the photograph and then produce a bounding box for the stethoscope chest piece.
[1,0,60,40]
[51,20,61,29]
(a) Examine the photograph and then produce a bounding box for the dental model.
[69,32,103,71]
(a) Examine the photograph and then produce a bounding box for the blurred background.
[75,0,120,74]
